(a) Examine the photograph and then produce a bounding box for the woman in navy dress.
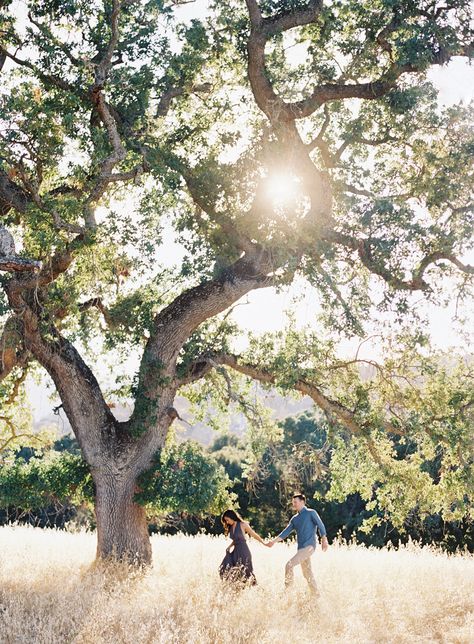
[219,509,268,585]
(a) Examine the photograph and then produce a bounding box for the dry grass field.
[0,525,473,643]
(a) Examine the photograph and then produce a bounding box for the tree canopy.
[0,0,473,561]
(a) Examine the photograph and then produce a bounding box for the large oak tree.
[0,0,473,563]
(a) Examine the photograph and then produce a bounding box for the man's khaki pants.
[285,545,318,593]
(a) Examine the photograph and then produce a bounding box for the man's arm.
[267,519,294,547]
[310,510,329,551]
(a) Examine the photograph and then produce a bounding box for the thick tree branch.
[180,353,404,437]
[291,45,473,118]
[148,253,274,367]
[245,0,262,26]
[416,251,474,277]
[177,357,214,386]
[289,63,417,119]
[246,21,289,122]
[87,87,127,205]
[83,2,132,208]
[327,230,474,290]
[262,0,323,36]
[94,0,122,85]
[0,226,42,273]
[0,169,31,217]
[0,316,29,381]
[246,0,323,36]
[245,1,473,124]
[0,256,42,272]
[127,250,277,438]
[8,232,86,291]
[5,286,123,464]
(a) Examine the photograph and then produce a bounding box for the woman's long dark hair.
[221,509,245,536]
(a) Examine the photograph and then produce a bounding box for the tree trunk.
[93,470,152,565]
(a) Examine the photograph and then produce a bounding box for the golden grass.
[0,525,473,643]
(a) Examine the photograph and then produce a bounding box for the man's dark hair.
[293,493,306,502]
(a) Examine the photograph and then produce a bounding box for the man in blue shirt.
[268,493,328,595]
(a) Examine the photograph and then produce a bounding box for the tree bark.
[3,286,156,565]
[93,468,152,565]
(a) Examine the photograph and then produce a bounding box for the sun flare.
[265,172,302,208]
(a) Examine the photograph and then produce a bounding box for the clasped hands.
[263,536,329,550]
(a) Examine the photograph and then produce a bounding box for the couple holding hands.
[219,493,329,595]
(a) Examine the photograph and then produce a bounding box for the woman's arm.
[226,539,235,553]
[241,521,266,545]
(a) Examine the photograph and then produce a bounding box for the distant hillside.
[33,387,314,445]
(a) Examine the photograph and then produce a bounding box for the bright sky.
[8,2,473,421]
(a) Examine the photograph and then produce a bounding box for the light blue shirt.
[277,506,326,550]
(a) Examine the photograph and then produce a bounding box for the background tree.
[0,0,473,564]
[0,435,232,529]
[2,397,471,552]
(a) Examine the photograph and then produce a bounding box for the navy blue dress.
[219,521,256,585]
